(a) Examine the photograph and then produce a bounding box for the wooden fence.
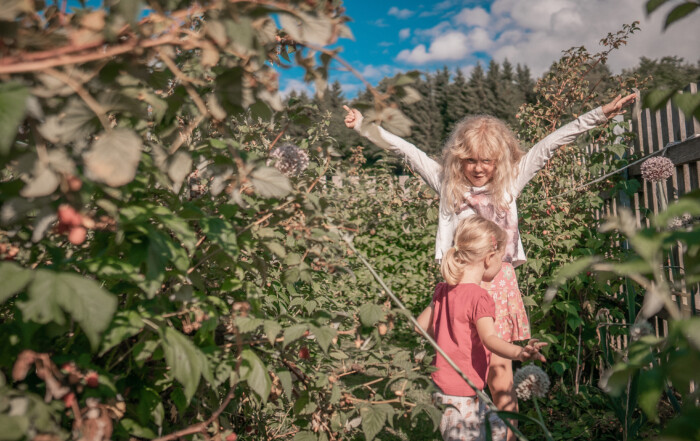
[595,83,700,345]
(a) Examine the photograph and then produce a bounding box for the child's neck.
[458,265,485,285]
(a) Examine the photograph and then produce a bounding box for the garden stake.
[340,232,532,441]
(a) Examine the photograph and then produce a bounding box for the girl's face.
[462,157,495,187]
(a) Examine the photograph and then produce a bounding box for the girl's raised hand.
[602,93,637,119]
[343,105,363,129]
[519,339,548,362]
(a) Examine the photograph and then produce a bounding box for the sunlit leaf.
[358,304,385,327]
[19,270,118,349]
[241,349,271,403]
[84,128,142,187]
[283,323,308,348]
[168,151,192,194]
[0,82,29,155]
[0,262,33,304]
[162,327,204,402]
[361,404,388,441]
[250,166,292,198]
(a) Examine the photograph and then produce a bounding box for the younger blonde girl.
[416,215,547,441]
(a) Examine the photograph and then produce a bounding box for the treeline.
[286,55,700,162]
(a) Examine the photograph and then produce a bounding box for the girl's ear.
[484,251,496,268]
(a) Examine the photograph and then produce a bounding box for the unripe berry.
[298,346,310,360]
[63,392,76,408]
[68,226,87,245]
[66,176,82,192]
[226,434,238,441]
[85,371,99,388]
[58,204,81,227]
[378,323,387,336]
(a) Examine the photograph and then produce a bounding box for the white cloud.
[361,64,396,79]
[399,28,411,40]
[388,7,414,19]
[396,31,470,64]
[454,7,490,27]
[459,64,476,78]
[415,21,452,39]
[370,18,389,27]
[280,79,314,98]
[397,0,699,78]
[434,0,456,11]
[466,27,493,52]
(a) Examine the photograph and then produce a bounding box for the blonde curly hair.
[441,115,525,212]
[441,215,506,285]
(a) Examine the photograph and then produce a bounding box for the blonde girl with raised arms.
[416,215,547,441]
[343,93,635,439]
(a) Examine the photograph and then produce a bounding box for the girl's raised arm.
[342,105,443,193]
[513,93,636,196]
[476,317,547,362]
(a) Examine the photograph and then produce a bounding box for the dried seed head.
[629,321,654,342]
[267,143,309,177]
[640,156,674,182]
[514,364,551,401]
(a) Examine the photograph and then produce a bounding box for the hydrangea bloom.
[267,143,309,177]
[514,364,550,401]
[640,156,675,182]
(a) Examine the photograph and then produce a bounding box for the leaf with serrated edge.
[361,404,387,441]
[264,320,282,345]
[311,325,336,354]
[162,327,203,402]
[0,262,33,304]
[0,82,29,155]
[22,270,117,349]
[250,166,292,198]
[242,349,270,403]
[277,369,293,400]
[283,323,308,348]
[84,128,142,187]
[168,151,192,194]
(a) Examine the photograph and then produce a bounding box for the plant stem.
[533,398,555,441]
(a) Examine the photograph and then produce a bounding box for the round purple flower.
[267,143,309,177]
[640,156,675,182]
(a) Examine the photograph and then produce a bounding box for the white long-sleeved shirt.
[354,108,608,265]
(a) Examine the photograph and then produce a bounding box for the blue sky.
[279,0,700,98]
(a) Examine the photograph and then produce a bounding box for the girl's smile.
[463,158,495,187]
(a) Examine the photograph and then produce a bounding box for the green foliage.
[0,1,446,439]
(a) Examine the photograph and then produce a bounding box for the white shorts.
[434,392,507,441]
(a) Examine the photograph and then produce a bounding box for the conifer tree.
[516,63,536,104]
[402,73,444,157]
[445,68,470,134]
[467,62,496,115]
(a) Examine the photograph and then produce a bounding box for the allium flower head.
[641,156,674,182]
[629,321,654,342]
[668,214,693,230]
[267,143,309,177]
[514,364,550,401]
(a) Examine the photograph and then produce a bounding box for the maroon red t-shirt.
[431,282,496,396]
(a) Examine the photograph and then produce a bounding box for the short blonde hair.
[441,115,525,213]
[441,215,506,285]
